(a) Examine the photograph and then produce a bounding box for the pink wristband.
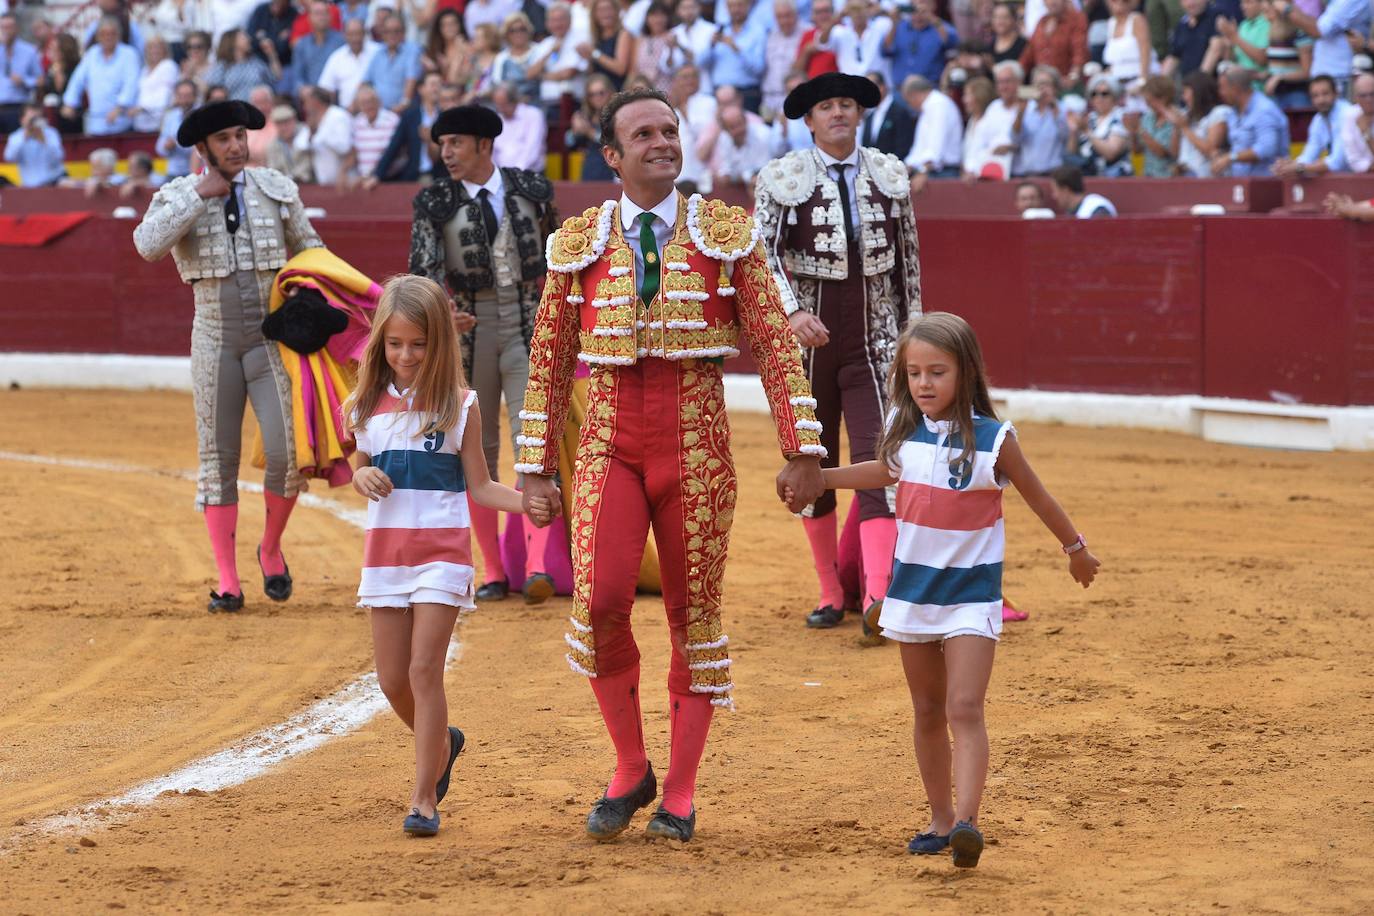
[1062,534,1086,555]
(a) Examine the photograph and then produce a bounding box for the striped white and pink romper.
[880,412,1015,643]
[355,386,477,610]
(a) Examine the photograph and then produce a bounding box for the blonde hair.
[877,312,998,471]
[344,275,468,437]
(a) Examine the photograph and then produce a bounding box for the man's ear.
[601,143,620,174]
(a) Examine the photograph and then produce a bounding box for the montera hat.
[432,104,504,140]
[176,100,266,148]
[783,72,881,120]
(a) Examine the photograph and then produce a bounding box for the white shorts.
[358,587,475,610]
[882,623,1000,644]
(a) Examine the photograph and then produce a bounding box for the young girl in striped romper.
[810,312,1100,868]
[344,275,554,838]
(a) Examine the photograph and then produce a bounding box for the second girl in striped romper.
[801,312,1102,869]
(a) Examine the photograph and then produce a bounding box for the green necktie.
[638,211,660,305]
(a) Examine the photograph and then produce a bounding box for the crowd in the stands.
[3,0,1373,195]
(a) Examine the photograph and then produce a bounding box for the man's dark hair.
[1310,74,1337,95]
[1049,165,1084,194]
[599,87,677,155]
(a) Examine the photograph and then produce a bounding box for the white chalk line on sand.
[0,450,455,849]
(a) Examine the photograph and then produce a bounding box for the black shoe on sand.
[585,763,656,841]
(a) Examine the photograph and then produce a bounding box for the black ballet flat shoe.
[435,726,465,804]
[523,573,556,605]
[207,590,244,613]
[403,808,440,837]
[806,606,844,629]
[257,545,293,602]
[585,763,656,841]
[475,580,510,601]
[949,820,984,868]
[858,600,888,646]
[644,806,696,843]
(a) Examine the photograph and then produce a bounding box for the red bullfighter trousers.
[563,357,736,708]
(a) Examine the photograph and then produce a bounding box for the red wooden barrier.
[4,212,1373,407]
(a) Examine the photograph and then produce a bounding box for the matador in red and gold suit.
[515,185,825,843]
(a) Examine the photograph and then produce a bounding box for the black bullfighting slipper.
[257,545,293,602]
[806,606,844,629]
[523,573,556,605]
[644,806,696,843]
[435,726,465,804]
[585,762,656,841]
[207,590,244,613]
[475,580,510,601]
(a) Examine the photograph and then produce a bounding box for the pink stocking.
[524,514,552,577]
[859,516,898,607]
[802,512,844,609]
[204,503,240,596]
[469,499,506,585]
[260,492,297,576]
[588,664,648,796]
[660,691,714,818]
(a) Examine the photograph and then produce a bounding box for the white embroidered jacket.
[133,166,322,281]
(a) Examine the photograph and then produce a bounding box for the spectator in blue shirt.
[1213,66,1288,175]
[1275,75,1352,178]
[81,0,146,57]
[700,0,767,111]
[291,0,345,93]
[156,79,198,178]
[3,105,65,186]
[1,12,43,134]
[882,0,959,90]
[362,15,422,111]
[62,18,141,135]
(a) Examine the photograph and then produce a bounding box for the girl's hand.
[353,466,393,501]
[525,496,555,526]
[1069,549,1100,588]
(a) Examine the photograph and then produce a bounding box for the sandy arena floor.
[0,387,1371,914]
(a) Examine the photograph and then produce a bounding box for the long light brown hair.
[877,312,998,471]
[344,275,468,437]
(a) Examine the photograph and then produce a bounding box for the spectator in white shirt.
[902,74,963,193]
[771,71,816,154]
[318,18,380,110]
[712,102,773,187]
[491,80,548,171]
[134,35,180,133]
[800,0,862,76]
[1339,72,1374,173]
[965,60,1021,178]
[464,0,521,40]
[669,62,718,194]
[763,0,807,117]
[297,84,355,186]
[528,2,588,117]
[352,83,401,182]
[961,76,1012,179]
[843,0,893,83]
[671,0,719,95]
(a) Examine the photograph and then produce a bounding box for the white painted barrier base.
[4,353,1372,452]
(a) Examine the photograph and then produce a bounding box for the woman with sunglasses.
[142,0,216,63]
[1066,73,1133,176]
[179,30,213,97]
[491,13,542,103]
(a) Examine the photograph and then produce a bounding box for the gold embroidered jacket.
[514,193,826,475]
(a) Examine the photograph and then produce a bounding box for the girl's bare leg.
[406,603,461,817]
[942,635,997,825]
[899,640,955,834]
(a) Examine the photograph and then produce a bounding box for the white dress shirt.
[1338,105,1374,174]
[905,89,963,172]
[815,144,861,233]
[534,34,589,103]
[494,103,548,172]
[677,94,719,193]
[318,41,381,110]
[671,19,719,94]
[463,167,507,224]
[620,189,678,290]
[846,15,893,82]
[712,119,774,184]
[296,104,354,184]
